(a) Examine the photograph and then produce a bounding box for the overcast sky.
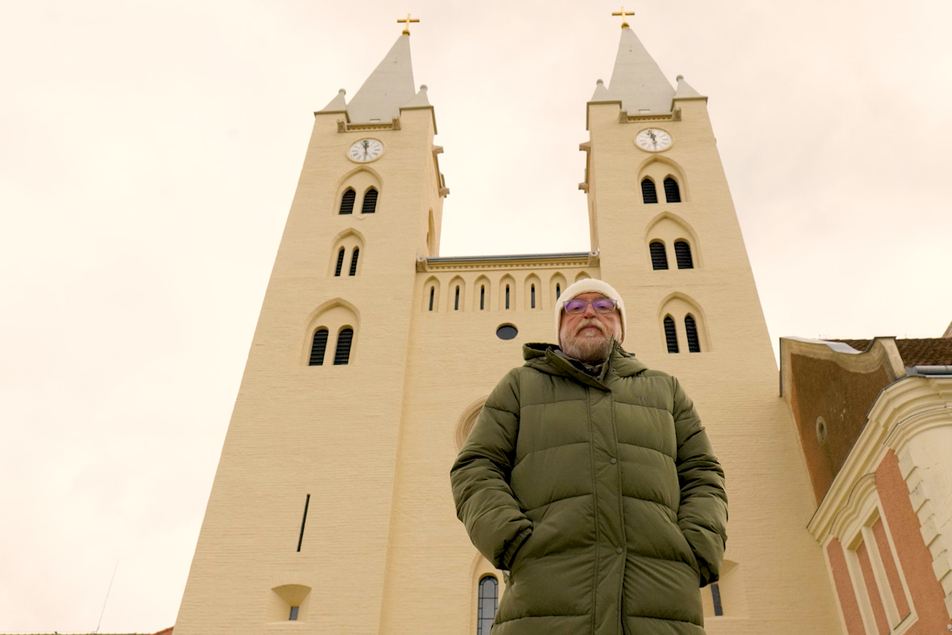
[1,1,950,632]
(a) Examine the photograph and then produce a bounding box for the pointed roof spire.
[606,25,674,115]
[590,79,613,102]
[346,34,416,124]
[318,88,348,115]
[402,84,431,108]
[674,75,705,100]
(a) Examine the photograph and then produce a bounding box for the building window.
[480,285,485,310]
[339,188,355,215]
[531,285,536,308]
[349,248,359,276]
[649,241,668,270]
[664,177,681,203]
[454,286,460,310]
[334,248,345,277]
[296,494,310,552]
[664,315,679,353]
[710,583,723,616]
[289,606,300,620]
[308,329,328,366]
[477,576,498,635]
[361,187,378,214]
[685,315,700,352]
[429,287,435,311]
[556,283,561,300]
[641,178,658,204]
[674,240,693,269]
[505,285,510,309]
[334,328,354,365]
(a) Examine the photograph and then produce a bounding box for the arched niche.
[423,276,440,312]
[549,272,567,306]
[657,292,710,353]
[270,583,311,621]
[524,274,541,310]
[449,275,466,312]
[328,229,366,277]
[637,156,689,203]
[644,212,702,269]
[473,275,490,311]
[499,274,516,311]
[455,396,487,450]
[335,167,382,216]
[302,299,360,365]
[575,271,591,283]
[426,209,437,257]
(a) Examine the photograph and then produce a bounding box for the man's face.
[559,292,623,363]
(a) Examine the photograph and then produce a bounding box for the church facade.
[173,21,846,634]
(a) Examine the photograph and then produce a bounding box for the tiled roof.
[831,338,952,366]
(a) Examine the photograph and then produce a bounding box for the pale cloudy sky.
[1,1,949,632]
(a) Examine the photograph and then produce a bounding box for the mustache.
[575,318,608,335]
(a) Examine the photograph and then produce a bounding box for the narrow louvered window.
[711,583,723,616]
[334,248,345,277]
[361,187,378,214]
[296,494,310,552]
[480,285,485,310]
[674,241,693,269]
[641,178,658,204]
[531,285,536,308]
[349,248,359,276]
[664,177,681,203]
[685,315,700,352]
[454,286,460,310]
[649,241,668,270]
[556,284,561,299]
[505,285,510,309]
[339,189,355,215]
[334,328,354,365]
[309,329,328,366]
[429,287,435,311]
[477,576,498,635]
[664,316,679,353]
[289,606,299,620]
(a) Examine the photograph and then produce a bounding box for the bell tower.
[173,26,448,633]
[581,19,844,635]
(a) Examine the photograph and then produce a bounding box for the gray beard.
[562,334,612,363]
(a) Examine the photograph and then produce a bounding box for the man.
[450,279,727,635]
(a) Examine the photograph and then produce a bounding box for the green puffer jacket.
[451,341,727,635]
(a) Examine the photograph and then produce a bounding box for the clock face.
[635,128,672,152]
[348,138,384,163]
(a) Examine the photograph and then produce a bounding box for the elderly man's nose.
[582,303,598,316]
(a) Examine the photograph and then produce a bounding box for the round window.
[496,324,518,340]
[816,416,827,443]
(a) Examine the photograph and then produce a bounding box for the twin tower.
[174,23,844,635]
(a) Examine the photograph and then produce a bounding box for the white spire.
[318,88,348,115]
[589,79,614,102]
[346,34,416,124]
[674,75,705,100]
[606,26,674,115]
[402,84,431,108]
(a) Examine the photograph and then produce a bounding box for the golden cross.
[612,6,634,28]
[397,13,419,35]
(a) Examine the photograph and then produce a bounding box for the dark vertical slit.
[296,494,310,552]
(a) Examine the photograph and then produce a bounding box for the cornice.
[416,252,598,273]
[619,108,681,123]
[337,118,401,133]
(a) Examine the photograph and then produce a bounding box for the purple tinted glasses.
[563,298,618,315]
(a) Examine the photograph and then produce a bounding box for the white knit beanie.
[554,279,627,344]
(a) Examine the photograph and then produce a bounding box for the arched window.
[674,241,693,269]
[685,315,701,352]
[454,286,460,311]
[429,287,435,312]
[664,315,679,353]
[349,248,359,276]
[334,248,345,277]
[334,328,354,365]
[641,178,658,204]
[664,177,681,203]
[480,286,485,310]
[556,283,561,299]
[649,241,668,270]
[361,187,378,214]
[505,285,510,310]
[339,189,355,215]
[477,576,498,635]
[308,329,328,366]
[531,285,536,309]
